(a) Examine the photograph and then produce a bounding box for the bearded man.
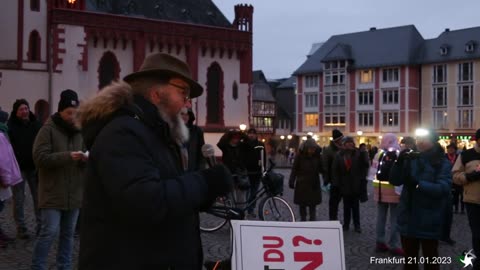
[77,53,233,270]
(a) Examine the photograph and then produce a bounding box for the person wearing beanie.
[390,127,452,269]
[31,89,86,269]
[289,138,322,221]
[453,128,480,270]
[332,136,369,233]
[367,133,404,255]
[7,99,42,239]
[58,89,79,112]
[322,129,345,221]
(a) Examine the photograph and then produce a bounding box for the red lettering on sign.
[294,252,323,270]
[262,236,284,248]
[264,249,285,262]
[292,235,322,247]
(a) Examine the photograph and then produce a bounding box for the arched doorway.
[34,99,49,124]
[206,62,224,125]
[98,51,120,89]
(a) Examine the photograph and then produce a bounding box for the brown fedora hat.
[123,53,203,98]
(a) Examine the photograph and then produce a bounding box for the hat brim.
[123,69,203,98]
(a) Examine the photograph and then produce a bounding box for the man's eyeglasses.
[168,82,190,102]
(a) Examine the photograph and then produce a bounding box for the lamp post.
[239,124,247,132]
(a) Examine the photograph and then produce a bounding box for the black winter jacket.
[77,83,213,270]
[7,112,41,171]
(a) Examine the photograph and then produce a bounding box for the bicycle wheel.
[258,196,296,222]
[199,195,233,232]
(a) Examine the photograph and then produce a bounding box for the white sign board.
[231,220,345,270]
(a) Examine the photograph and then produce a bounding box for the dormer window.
[439,46,449,56]
[465,41,476,53]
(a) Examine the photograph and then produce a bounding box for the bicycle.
[199,157,296,232]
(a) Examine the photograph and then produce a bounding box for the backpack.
[376,150,398,181]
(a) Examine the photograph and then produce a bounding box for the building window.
[305,75,318,88]
[325,112,346,126]
[382,112,399,127]
[305,93,318,107]
[28,31,41,62]
[232,81,238,100]
[382,89,399,104]
[358,90,373,105]
[458,84,473,106]
[433,65,447,83]
[439,46,448,56]
[324,71,346,86]
[31,0,40,11]
[457,109,473,129]
[360,70,373,83]
[253,102,275,116]
[206,62,224,124]
[325,92,346,106]
[98,51,120,89]
[253,117,273,132]
[358,112,374,127]
[382,68,399,82]
[458,62,473,82]
[433,86,447,107]
[465,42,475,53]
[305,113,318,127]
[433,110,448,129]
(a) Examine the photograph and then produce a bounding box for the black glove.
[465,171,480,182]
[201,164,234,198]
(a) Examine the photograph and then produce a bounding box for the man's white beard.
[157,106,189,144]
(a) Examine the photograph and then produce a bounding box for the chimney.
[370,27,376,31]
[445,28,450,32]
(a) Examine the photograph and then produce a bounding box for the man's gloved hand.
[465,171,480,182]
[201,164,234,197]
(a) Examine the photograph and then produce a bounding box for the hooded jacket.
[32,115,85,209]
[452,143,480,205]
[389,144,451,239]
[76,82,213,270]
[7,111,41,171]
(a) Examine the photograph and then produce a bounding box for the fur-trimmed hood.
[76,81,134,149]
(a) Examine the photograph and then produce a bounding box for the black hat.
[475,129,480,141]
[304,138,318,149]
[58,89,79,112]
[0,109,8,123]
[123,53,203,98]
[401,136,416,146]
[332,129,344,142]
[12,99,30,115]
[247,128,257,134]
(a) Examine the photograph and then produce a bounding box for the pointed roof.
[252,70,275,102]
[277,76,296,89]
[418,27,480,64]
[294,25,424,75]
[86,0,232,28]
[322,43,352,62]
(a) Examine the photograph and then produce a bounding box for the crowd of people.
[0,52,478,270]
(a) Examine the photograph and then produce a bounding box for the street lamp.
[287,135,292,140]
[280,135,285,140]
[239,124,247,132]
[356,130,363,136]
[307,132,313,136]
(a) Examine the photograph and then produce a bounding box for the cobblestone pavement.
[0,168,474,270]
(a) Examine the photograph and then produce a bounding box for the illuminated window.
[305,113,318,127]
[382,112,399,127]
[360,70,373,83]
[433,110,448,129]
[457,109,473,128]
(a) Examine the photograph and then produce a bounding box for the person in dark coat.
[244,128,265,217]
[332,136,370,232]
[7,98,42,238]
[390,128,451,270]
[76,53,233,270]
[322,129,344,220]
[289,138,322,221]
[180,108,206,171]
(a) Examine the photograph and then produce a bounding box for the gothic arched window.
[206,62,224,124]
[98,51,120,89]
[28,31,41,61]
